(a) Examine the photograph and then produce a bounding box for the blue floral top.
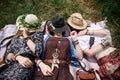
[0,31,43,80]
[6,31,43,60]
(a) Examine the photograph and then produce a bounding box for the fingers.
[70,31,77,36]
[45,71,54,76]
[70,31,76,35]
[39,62,54,76]
[46,67,54,76]
[21,59,33,68]
[25,61,33,68]
[20,28,29,37]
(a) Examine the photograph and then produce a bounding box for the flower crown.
[16,14,41,31]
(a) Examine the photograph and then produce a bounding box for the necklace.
[51,39,61,70]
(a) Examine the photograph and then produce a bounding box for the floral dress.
[0,31,43,80]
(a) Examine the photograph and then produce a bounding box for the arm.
[22,29,36,53]
[22,29,43,57]
[5,38,33,68]
[70,31,83,60]
[89,29,108,37]
[78,28,108,37]
[83,37,111,57]
[19,33,43,68]
[83,44,104,57]
[5,38,16,62]
[35,59,53,76]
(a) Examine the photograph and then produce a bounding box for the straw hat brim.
[67,17,87,30]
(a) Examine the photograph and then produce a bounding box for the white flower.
[25,14,38,24]
[16,14,40,31]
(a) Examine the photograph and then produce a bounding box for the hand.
[70,31,78,42]
[22,28,29,38]
[38,62,53,76]
[16,55,33,68]
[78,29,88,36]
[7,53,15,61]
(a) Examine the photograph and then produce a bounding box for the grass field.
[0,0,120,47]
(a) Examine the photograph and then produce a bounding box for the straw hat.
[67,13,87,30]
[16,14,41,32]
[48,15,68,33]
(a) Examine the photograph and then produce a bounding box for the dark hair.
[47,26,54,36]
[47,26,65,36]
[67,23,80,33]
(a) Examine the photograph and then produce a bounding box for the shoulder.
[33,31,43,36]
[30,31,44,38]
[9,36,19,45]
[11,36,19,41]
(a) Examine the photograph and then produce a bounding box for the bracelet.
[24,36,30,42]
[35,59,42,66]
[13,54,20,61]
[73,39,79,46]
[101,40,110,49]
[37,60,42,65]
[73,39,78,43]
[101,43,105,49]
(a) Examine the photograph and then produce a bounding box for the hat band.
[71,16,83,26]
[50,23,56,30]
[52,23,65,28]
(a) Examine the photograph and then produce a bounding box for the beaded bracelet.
[13,54,20,61]
[73,39,79,46]
[35,59,42,66]
[24,36,30,42]
[101,40,110,49]
[37,60,42,65]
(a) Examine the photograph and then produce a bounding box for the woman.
[35,15,82,80]
[67,13,120,80]
[82,34,120,80]
[0,14,43,80]
[67,13,111,80]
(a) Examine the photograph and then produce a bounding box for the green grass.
[0,0,86,28]
[0,0,120,47]
[91,0,120,47]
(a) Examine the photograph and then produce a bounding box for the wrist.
[24,36,30,42]
[38,61,44,68]
[35,59,42,66]
[7,53,15,61]
[72,37,78,42]
[73,39,79,46]
[86,30,94,35]
[23,32,29,38]
[15,54,21,61]
[101,40,110,49]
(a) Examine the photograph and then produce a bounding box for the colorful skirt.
[98,49,120,80]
